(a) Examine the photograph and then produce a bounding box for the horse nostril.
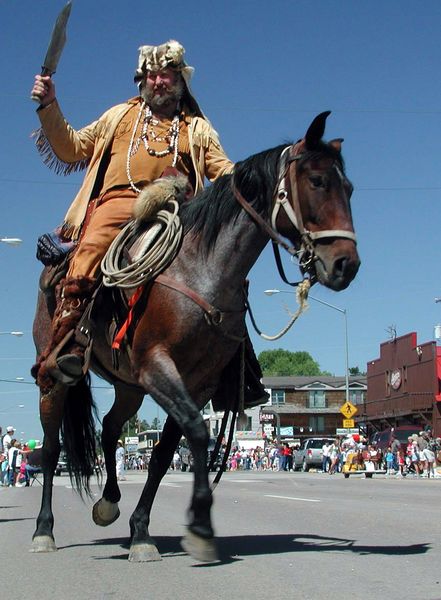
[334,256,360,279]
[333,256,348,278]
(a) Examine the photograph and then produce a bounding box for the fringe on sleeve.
[32,128,91,176]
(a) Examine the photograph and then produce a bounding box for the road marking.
[264,494,320,503]
[226,479,263,483]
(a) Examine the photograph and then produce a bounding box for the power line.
[2,177,441,193]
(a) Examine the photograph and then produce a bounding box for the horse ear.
[329,138,344,153]
[305,111,331,150]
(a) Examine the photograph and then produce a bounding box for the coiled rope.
[101,199,182,289]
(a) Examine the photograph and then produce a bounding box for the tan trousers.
[67,188,137,279]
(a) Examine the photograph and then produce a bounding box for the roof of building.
[262,375,367,389]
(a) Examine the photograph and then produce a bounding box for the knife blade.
[31,2,72,101]
[41,1,72,75]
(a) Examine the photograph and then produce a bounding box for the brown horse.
[31,111,360,562]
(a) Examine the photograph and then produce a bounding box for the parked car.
[293,437,335,472]
[371,426,421,453]
[178,438,224,472]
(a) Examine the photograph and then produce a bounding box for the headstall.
[233,141,357,285]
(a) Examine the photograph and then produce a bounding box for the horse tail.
[61,373,99,497]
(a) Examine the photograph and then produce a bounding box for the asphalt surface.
[1,469,440,600]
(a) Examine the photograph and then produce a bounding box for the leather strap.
[155,274,246,342]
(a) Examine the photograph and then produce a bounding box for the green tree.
[258,348,322,376]
[151,417,161,430]
[123,413,150,436]
[349,366,366,376]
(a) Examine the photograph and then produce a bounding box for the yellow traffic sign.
[340,401,358,419]
[342,419,355,428]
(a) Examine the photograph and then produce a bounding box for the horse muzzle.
[312,241,360,291]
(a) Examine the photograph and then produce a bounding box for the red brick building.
[362,332,441,437]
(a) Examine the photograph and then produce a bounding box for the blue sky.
[1,0,441,440]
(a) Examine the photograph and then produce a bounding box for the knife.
[31,2,72,101]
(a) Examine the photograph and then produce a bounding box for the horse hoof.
[128,539,162,562]
[181,530,218,563]
[30,535,57,553]
[92,498,120,527]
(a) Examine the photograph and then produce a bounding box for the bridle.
[233,141,357,286]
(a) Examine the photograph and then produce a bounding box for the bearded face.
[140,67,185,112]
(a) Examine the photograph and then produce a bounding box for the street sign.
[339,401,358,419]
[342,419,355,428]
[260,413,274,422]
[336,428,359,435]
[125,436,139,445]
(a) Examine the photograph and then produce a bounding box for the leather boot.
[33,276,96,392]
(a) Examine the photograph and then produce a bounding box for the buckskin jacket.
[35,97,233,240]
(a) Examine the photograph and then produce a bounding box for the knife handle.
[31,67,53,103]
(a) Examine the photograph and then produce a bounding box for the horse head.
[273,111,360,291]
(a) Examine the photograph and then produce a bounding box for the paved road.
[2,470,440,600]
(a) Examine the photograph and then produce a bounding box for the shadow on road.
[59,533,431,564]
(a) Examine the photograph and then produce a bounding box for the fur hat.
[134,40,203,117]
[134,40,194,83]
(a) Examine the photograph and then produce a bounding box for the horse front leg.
[138,353,217,563]
[92,384,143,528]
[128,416,182,562]
[30,386,65,552]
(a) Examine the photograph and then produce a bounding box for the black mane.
[179,139,345,253]
[180,143,287,252]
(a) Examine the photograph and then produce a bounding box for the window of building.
[350,390,364,405]
[309,415,325,432]
[308,390,326,408]
[271,390,285,405]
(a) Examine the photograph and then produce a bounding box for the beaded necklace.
[126,101,180,194]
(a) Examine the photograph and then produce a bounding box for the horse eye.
[309,175,324,188]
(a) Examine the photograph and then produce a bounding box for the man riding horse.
[30,40,268,408]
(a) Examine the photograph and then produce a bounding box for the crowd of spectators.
[3,423,441,483]
[0,425,42,487]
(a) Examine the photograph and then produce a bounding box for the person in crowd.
[419,430,436,477]
[328,439,341,474]
[24,447,43,486]
[396,449,405,477]
[116,440,126,481]
[416,431,429,476]
[172,450,181,471]
[2,426,15,454]
[406,436,421,476]
[285,444,293,472]
[322,440,331,473]
[390,434,401,471]
[385,446,395,475]
[7,440,25,486]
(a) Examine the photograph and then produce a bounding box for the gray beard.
[140,78,184,112]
